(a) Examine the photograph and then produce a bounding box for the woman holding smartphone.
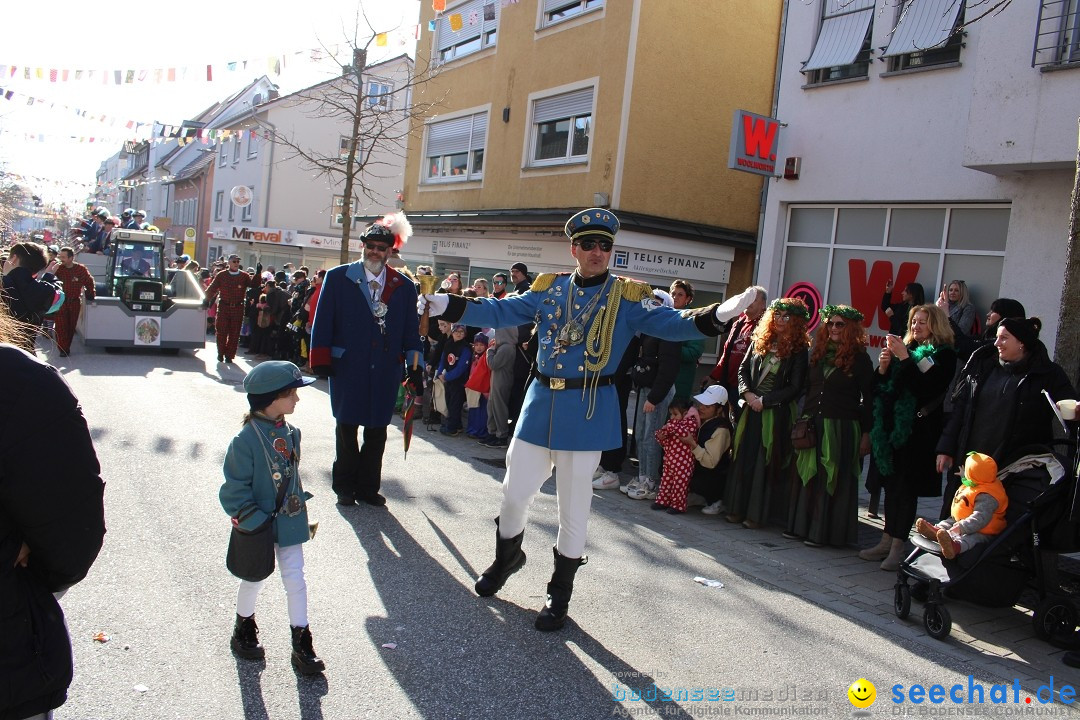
[860,304,956,571]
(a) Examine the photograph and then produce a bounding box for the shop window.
[946,208,1010,252]
[788,207,833,244]
[529,86,593,167]
[835,208,886,246]
[888,208,946,248]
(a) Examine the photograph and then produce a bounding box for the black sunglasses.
[363,241,390,252]
[492,280,506,285]
[826,320,846,328]
[574,238,613,252]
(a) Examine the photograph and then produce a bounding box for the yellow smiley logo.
[848,678,876,709]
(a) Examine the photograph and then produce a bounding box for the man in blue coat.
[419,208,757,631]
[309,212,423,508]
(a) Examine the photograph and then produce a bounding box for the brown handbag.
[791,417,816,450]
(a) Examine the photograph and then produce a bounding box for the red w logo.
[848,259,921,331]
[743,115,779,161]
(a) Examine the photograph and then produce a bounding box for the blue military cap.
[244,361,315,395]
[564,208,620,243]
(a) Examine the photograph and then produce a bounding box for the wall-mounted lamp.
[502,107,510,123]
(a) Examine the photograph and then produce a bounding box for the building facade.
[403,0,782,360]
[207,56,413,272]
[759,0,1080,351]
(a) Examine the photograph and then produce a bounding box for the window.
[228,197,235,222]
[232,136,241,163]
[882,0,964,72]
[218,142,227,167]
[529,87,592,166]
[424,111,487,182]
[338,136,367,165]
[542,0,604,28]
[331,195,363,229]
[1033,0,1080,67]
[367,81,393,110]
[247,131,258,159]
[803,0,874,84]
[435,0,498,64]
[214,191,224,221]
[241,187,253,222]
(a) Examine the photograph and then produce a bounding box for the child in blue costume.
[220,361,325,675]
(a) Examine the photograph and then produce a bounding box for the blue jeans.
[634,385,674,480]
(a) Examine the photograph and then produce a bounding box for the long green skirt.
[724,403,796,526]
[789,417,862,547]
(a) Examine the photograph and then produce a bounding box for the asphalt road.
[45,343,1080,720]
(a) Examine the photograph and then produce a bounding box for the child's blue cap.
[244,361,315,395]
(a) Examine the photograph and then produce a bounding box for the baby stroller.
[892,437,1080,641]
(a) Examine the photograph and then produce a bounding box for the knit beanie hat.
[989,298,1025,320]
[999,316,1041,349]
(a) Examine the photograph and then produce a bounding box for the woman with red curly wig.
[787,305,873,547]
[723,298,810,529]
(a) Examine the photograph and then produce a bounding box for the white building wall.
[761,0,1080,350]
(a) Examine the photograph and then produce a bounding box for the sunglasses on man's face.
[493,280,506,286]
[574,238,613,252]
[364,241,390,252]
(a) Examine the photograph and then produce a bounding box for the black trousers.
[882,473,919,539]
[333,423,388,500]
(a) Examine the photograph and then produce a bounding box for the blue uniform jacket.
[220,417,313,548]
[454,272,719,451]
[309,263,422,426]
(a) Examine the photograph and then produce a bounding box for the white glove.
[715,286,759,324]
[417,293,449,318]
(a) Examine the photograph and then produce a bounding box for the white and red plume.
[376,211,412,250]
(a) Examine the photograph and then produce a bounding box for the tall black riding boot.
[534,547,588,632]
[290,625,326,675]
[474,518,527,597]
[230,614,265,660]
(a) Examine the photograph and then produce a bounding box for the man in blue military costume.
[310,212,424,508]
[419,208,757,630]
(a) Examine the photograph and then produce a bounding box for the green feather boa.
[870,343,940,477]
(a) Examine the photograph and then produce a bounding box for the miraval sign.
[728,109,783,178]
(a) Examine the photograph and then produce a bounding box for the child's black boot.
[290,625,326,675]
[230,614,265,660]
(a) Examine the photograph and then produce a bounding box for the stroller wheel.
[924,602,952,640]
[1032,597,1079,644]
[894,584,911,619]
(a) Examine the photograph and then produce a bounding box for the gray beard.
[363,258,385,276]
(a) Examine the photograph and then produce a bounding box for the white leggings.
[498,437,602,559]
[235,543,308,627]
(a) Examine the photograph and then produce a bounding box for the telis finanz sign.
[728,109,784,177]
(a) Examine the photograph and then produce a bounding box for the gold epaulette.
[618,277,652,303]
[530,273,561,292]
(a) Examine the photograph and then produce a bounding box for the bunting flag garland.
[433,0,446,11]
[449,14,463,31]
[376,33,388,47]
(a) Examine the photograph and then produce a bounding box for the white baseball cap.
[693,385,729,406]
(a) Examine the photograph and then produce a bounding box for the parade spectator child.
[437,323,472,435]
[466,332,492,438]
[915,452,1007,560]
[652,398,700,513]
[219,361,325,675]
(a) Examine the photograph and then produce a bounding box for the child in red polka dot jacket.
[651,398,700,514]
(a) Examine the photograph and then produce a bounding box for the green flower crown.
[819,304,864,322]
[769,298,810,319]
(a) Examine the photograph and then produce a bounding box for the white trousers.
[498,437,602,559]
[235,543,308,628]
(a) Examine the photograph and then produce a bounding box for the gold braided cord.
[581,279,623,419]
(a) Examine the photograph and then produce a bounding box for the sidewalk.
[588,473,1079,692]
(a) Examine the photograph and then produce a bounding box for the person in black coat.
[0,308,105,720]
[2,241,59,352]
[936,316,1077,518]
[881,280,925,337]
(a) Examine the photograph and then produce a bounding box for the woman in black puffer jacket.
[936,316,1077,519]
[0,304,105,720]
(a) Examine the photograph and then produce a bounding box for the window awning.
[882,0,964,57]
[803,0,875,71]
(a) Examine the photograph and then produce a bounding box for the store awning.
[882,0,964,57]
[803,0,875,71]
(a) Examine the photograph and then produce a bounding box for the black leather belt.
[532,371,615,391]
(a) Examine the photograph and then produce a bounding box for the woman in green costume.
[787,305,873,547]
[724,298,810,529]
[860,304,956,571]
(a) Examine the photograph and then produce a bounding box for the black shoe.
[58,349,70,357]
[336,495,356,506]
[475,518,527,597]
[535,548,587,632]
[225,356,235,364]
[666,507,685,515]
[231,614,265,660]
[650,502,666,511]
[217,354,224,362]
[358,493,387,507]
[290,626,325,675]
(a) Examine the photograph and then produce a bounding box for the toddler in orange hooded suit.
[915,452,1007,559]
